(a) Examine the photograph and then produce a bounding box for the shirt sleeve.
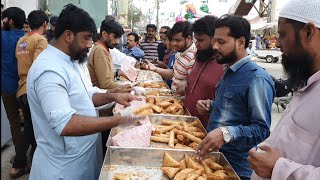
[132,47,145,59]
[34,70,76,135]
[271,157,320,180]
[227,76,275,149]
[111,48,137,67]
[92,47,119,89]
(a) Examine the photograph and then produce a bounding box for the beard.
[196,48,216,62]
[3,21,11,31]
[281,52,313,89]
[216,48,237,64]
[69,41,88,64]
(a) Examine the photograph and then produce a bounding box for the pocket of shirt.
[223,90,235,110]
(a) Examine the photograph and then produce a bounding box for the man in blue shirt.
[27,4,141,179]
[196,15,275,179]
[123,32,144,60]
[1,7,25,175]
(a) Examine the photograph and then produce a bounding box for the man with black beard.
[26,4,142,179]
[248,0,320,179]
[196,15,275,180]
[184,16,224,128]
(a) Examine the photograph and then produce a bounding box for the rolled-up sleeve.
[228,77,275,149]
[35,70,76,135]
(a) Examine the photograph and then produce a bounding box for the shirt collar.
[298,70,320,92]
[180,42,196,56]
[229,55,251,72]
[47,45,73,66]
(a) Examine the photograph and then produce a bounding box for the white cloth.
[279,0,320,28]
[110,48,137,71]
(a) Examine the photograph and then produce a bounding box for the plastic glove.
[133,86,146,96]
[118,106,146,127]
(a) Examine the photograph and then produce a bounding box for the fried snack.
[214,170,226,174]
[192,132,206,138]
[151,104,163,113]
[173,129,202,144]
[189,142,199,150]
[161,119,178,125]
[161,167,181,179]
[165,104,177,113]
[190,119,202,127]
[173,168,195,180]
[153,133,169,138]
[204,160,223,171]
[186,172,200,180]
[179,159,186,170]
[113,173,131,180]
[188,126,202,132]
[182,121,189,132]
[135,108,153,115]
[175,108,185,115]
[132,103,152,114]
[176,134,185,142]
[185,153,204,170]
[196,176,207,180]
[159,123,179,134]
[159,101,172,108]
[147,97,155,104]
[151,136,178,144]
[163,152,180,167]
[169,130,175,148]
[206,173,226,180]
[174,102,183,110]
[194,169,204,176]
[175,143,194,150]
[176,124,184,130]
[204,157,216,163]
[201,160,213,174]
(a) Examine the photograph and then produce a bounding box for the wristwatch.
[219,127,232,143]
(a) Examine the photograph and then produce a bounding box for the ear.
[63,30,74,43]
[187,35,193,43]
[101,31,108,39]
[237,36,246,49]
[304,22,317,42]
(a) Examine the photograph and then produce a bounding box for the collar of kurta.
[97,42,110,52]
[298,70,320,92]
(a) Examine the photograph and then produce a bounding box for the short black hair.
[127,32,139,42]
[192,15,217,37]
[2,7,26,29]
[24,19,29,24]
[27,10,48,30]
[100,18,124,38]
[169,21,192,39]
[160,26,170,32]
[146,24,157,31]
[215,15,251,48]
[54,4,96,39]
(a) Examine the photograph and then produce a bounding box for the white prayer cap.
[279,0,320,28]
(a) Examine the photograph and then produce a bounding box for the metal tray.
[99,147,240,180]
[106,115,205,148]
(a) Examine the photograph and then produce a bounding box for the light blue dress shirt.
[27,45,99,180]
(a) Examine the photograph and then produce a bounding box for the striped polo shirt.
[171,42,197,97]
[140,38,161,60]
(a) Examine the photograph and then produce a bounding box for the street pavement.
[1,59,286,180]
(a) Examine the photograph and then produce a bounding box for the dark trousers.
[1,93,21,151]
[99,107,113,156]
[13,94,36,169]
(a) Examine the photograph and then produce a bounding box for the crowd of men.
[1,0,319,179]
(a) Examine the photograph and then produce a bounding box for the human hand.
[176,80,188,94]
[196,99,211,115]
[133,86,146,96]
[195,128,224,159]
[110,84,132,93]
[112,93,142,107]
[145,59,156,71]
[248,145,280,178]
[116,108,146,127]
